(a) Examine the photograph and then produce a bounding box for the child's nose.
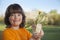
[14,15,18,19]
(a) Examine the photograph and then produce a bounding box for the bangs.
[8,4,23,14]
[9,9,23,14]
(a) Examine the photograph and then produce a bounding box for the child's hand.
[32,24,36,32]
[32,30,44,40]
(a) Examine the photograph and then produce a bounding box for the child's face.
[9,13,22,26]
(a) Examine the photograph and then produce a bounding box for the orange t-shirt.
[3,28,32,40]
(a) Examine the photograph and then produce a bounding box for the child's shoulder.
[3,28,11,33]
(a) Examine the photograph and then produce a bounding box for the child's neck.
[11,25,19,30]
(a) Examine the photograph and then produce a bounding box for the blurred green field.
[42,25,60,40]
[0,24,60,40]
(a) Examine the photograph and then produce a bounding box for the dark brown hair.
[4,4,26,28]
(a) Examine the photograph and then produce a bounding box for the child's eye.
[18,14,21,16]
[11,14,14,16]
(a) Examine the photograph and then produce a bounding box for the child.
[3,4,44,40]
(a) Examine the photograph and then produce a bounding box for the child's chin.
[14,24,20,26]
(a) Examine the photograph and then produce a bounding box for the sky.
[0,0,60,15]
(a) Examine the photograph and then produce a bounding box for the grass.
[0,24,6,31]
[0,24,60,40]
[41,25,60,40]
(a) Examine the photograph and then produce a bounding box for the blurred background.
[0,0,60,40]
